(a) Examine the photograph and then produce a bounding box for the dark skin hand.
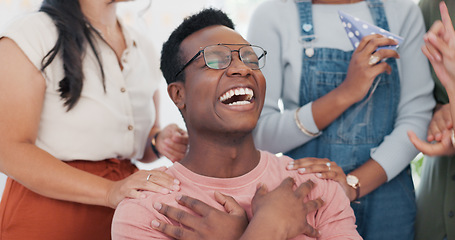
[243,178,323,240]
[152,191,248,240]
[152,178,324,240]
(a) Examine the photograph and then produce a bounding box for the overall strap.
[366,0,390,31]
[295,0,315,42]
[295,0,391,36]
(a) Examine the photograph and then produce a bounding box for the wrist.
[333,83,360,107]
[346,174,360,202]
[242,212,287,240]
[150,132,161,158]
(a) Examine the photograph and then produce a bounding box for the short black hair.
[160,8,235,85]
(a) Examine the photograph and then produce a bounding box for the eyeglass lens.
[203,45,266,70]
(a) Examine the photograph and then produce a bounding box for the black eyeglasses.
[174,44,267,79]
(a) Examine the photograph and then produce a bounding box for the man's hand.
[152,191,248,240]
[242,178,324,240]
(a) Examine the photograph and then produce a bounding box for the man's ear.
[167,82,186,110]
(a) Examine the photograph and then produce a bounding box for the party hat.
[338,11,404,51]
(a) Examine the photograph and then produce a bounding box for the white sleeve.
[248,1,318,153]
[371,1,435,181]
[0,12,57,73]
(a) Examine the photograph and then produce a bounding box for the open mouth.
[219,87,254,106]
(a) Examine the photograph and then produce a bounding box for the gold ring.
[369,55,380,66]
[146,173,153,182]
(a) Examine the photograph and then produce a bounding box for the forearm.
[139,126,161,163]
[348,158,387,200]
[0,142,113,207]
[239,214,287,240]
[312,84,358,130]
[253,104,315,153]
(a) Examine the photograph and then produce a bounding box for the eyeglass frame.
[174,43,267,79]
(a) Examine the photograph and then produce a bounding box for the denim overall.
[286,1,416,239]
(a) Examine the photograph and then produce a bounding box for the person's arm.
[408,103,455,156]
[304,3,436,197]
[248,2,398,154]
[311,34,399,130]
[240,179,323,240]
[369,2,435,182]
[422,1,455,129]
[0,37,178,208]
[141,90,188,163]
[151,178,323,240]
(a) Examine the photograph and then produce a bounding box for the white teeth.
[219,87,254,103]
[228,101,251,106]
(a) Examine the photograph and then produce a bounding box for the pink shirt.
[112,151,362,239]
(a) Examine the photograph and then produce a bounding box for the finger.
[176,194,217,217]
[440,1,455,39]
[294,162,334,175]
[304,197,325,214]
[154,201,200,229]
[427,20,445,41]
[408,130,448,156]
[422,43,438,63]
[278,177,296,190]
[371,48,400,61]
[161,149,185,163]
[161,142,187,162]
[172,131,189,145]
[439,128,455,147]
[370,62,392,75]
[214,191,246,216]
[425,34,444,62]
[301,224,321,238]
[299,198,324,238]
[253,182,269,198]
[144,170,180,190]
[428,116,446,142]
[427,32,452,60]
[294,179,316,198]
[440,104,453,129]
[287,157,330,170]
[155,166,168,172]
[163,138,188,153]
[358,34,399,54]
[315,166,345,183]
[152,219,196,240]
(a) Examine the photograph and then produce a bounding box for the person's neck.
[79,0,119,37]
[180,133,261,178]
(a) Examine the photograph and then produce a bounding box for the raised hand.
[155,124,188,162]
[152,191,248,240]
[422,1,455,92]
[339,34,399,103]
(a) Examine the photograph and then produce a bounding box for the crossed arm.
[152,178,323,240]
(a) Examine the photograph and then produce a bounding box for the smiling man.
[111,8,361,240]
